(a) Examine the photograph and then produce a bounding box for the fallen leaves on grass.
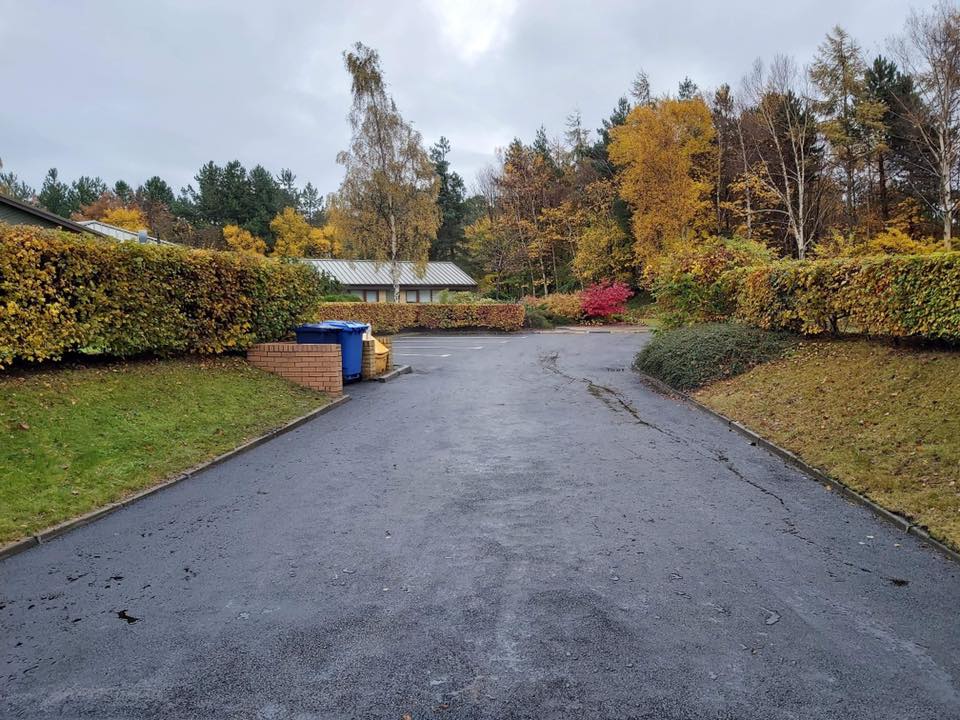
[695,339,960,550]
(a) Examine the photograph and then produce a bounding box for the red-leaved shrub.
[580,281,634,318]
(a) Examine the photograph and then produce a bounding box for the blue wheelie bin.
[295,320,369,382]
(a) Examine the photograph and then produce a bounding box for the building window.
[405,289,418,303]
[363,290,378,303]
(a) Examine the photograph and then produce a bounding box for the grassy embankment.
[0,356,329,544]
[636,325,960,550]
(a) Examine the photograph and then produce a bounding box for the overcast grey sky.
[0,0,929,198]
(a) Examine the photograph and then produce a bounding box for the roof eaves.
[0,193,108,237]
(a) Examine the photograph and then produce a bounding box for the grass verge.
[694,340,960,550]
[0,356,329,544]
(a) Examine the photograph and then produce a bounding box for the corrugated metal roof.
[305,259,477,287]
[77,220,170,244]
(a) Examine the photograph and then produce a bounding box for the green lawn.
[695,340,960,550]
[0,356,329,544]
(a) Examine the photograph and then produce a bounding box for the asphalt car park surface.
[2,332,958,719]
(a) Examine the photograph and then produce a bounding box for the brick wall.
[247,342,343,394]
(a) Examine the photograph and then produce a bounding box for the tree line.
[446,3,960,298]
[326,3,960,300]
[3,2,959,298]
[0,157,330,255]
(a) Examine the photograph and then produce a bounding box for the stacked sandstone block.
[246,342,343,394]
[361,337,392,380]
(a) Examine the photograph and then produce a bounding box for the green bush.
[0,224,327,367]
[522,305,554,329]
[727,252,960,339]
[320,293,363,302]
[652,237,774,327]
[633,323,797,390]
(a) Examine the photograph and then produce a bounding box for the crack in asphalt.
[540,352,663,432]
[541,351,792,512]
[715,451,789,510]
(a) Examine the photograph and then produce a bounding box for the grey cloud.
[0,0,924,198]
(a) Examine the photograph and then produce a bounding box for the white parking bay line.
[392,345,483,350]
[398,336,525,341]
[395,353,451,358]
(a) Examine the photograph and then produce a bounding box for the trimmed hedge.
[314,302,525,333]
[0,224,325,366]
[726,252,960,339]
[634,323,797,390]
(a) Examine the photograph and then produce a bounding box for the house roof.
[77,219,171,244]
[305,259,477,287]
[0,193,106,236]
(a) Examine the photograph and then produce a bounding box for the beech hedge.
[0,224,325,367]
[725,252,960,340]
[313,302,525,333]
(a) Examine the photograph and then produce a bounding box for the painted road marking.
[393,338,507,341]
[392,345,484,350]
[397,336,526,341]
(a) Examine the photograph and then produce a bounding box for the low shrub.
[633,323,797,390]
[542,293,583,322]
[0,224,327,367]
[652,237,774,327]
[434,289,497,304]
[727,252,960,340]
[522,305,554,329]
[520,293,583,326]
[320,294,363,302]
[581,281,634,318]
[313,302,525,333]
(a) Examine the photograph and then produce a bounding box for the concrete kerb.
[0,395,352,562]
[634,370,960,565]
[375,364,412,382]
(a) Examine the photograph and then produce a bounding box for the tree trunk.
[550,244,559,294]
[938,127,953,250]
[845,158,855,230]
[389,211,400,303]
[943,170,953,249]
[716,128,723,235]
[878,152,889,223]
[736,120,752,240]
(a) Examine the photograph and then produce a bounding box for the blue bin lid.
[313,320,369,333]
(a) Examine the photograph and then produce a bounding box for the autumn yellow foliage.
[609,98,717,271]
[223,224,267,255]
[815,227,942,258]
[269,207,339,258]
[0,223,328,367]
[100,206,147,232]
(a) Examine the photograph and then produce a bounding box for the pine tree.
[429,136,468,261]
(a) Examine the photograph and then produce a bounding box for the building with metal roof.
[305,259,477,303]
[76,219,173,245]
[0,193,106,236]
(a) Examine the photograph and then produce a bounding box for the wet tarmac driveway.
[2,332,959,719]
